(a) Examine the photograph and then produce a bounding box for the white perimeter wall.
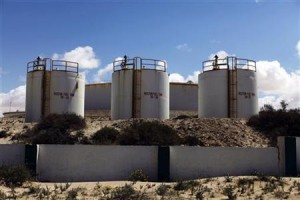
[170,146,279,180]
[37,145,158,182]
[0,144,25,165]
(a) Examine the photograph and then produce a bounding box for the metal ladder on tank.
[132,57,142,118]
[41,61,51,118]
[227,57,238,118]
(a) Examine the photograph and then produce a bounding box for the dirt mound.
[0,111,271,146]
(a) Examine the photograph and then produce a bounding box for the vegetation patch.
[118,120,181,145]
[109,184,139,199]
[0,130,8,138]
[182,135,203,146]
[0,165,32,187]
[248,101,300,145]
[90,127,119,145]
[128,169,149,182]
[12,113,87,144]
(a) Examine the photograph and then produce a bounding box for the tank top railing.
[27,58,79,73]
[202,57,256,72]
[113,57,167,72]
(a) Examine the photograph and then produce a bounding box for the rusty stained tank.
[111,57,169,120]
[199,56,258,118]
[25,58,85,122]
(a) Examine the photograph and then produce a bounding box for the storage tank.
[111,56,169,120]
[25,57,85,122]
[198,56,258,118]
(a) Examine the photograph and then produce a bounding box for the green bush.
[156,184,171,196]
[13,113,87,144]
[173,180,200,194]
[222,185,236,200]
[31,128,76,144]
[0,131,8,138]
[37,113,86,131]
[0,165,32,187]
[110,184,137,199]
[247,102,300,144]
[174,115,191,119]
[66,188,83,200]
[118,120,181,145]
[91,127,119,145]
[128,169,148,182]
[173,181,189,191]
[182,135,203,146]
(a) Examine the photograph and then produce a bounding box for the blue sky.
[0,0,299,112]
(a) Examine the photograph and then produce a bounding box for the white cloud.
[185,71,200,83]
[0,85,26,116]
[93,57,123,83]
[296,40,300,58]
[169,71,200,83]
[256,60,300,109]
[169,73,185,82]
[52,46,100,69]
[176,43,192,52]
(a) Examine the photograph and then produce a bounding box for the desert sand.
[0,176,300,199]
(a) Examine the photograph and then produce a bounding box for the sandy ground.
[0,176,300,199]
[0,110,270,147]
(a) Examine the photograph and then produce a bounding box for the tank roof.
[113,56,166,72]
[202,56,256,72]
[27,58,79,73]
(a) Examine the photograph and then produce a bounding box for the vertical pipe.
[131,58,136,118]
[41,63,46,119]
[227,57,230,118]
[234,57,238,118]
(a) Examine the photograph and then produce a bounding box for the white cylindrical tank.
[25,58,85,122]
[111,57,169,120]
[198,57,258,118]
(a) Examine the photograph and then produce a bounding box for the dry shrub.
[13,113,87,144]
[0,165,32,187]
[118,120,181,145]
[248,102,300,145]
[90,127,119,145]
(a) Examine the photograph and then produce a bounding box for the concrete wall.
[0,144,25,165]
[85,82,198,112]
[37,145,281,182]
[37,145,158,182]
[170,146,279,180]
[170,83,197,111]
[85,83,111,110]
